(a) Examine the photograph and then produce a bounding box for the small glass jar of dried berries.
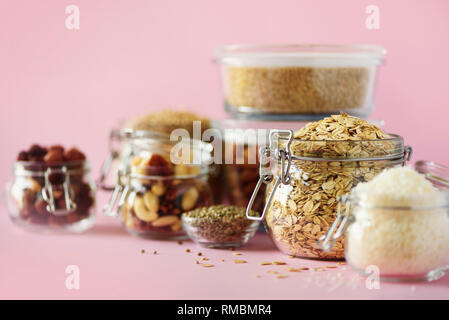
[103,134,214,239]
[5,144,96,232]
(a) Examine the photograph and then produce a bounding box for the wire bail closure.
[317,195,355,251]
[246,129,294,221]
[97,129,122,191]
[102,170,130,217]
[41,166,77,215]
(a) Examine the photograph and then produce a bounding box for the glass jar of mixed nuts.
[5,145,96,232]
[247,114,412,260]
[103,135,214,239]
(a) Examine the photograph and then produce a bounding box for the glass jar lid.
[13,160,90,176]
[277,132,408,161]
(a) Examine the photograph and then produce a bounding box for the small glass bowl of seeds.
[182,205,260,248]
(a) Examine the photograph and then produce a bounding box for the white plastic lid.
[215,44,386,67]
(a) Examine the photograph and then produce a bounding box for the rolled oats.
[265,114,404,260]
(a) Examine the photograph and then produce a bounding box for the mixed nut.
[10,144,95,229]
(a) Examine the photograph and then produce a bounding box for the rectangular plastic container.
[215,44,386,120]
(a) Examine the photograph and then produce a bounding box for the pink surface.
[1,195,449,300]
[1,0,449,299]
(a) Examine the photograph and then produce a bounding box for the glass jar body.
[104,134,215,239]
[6,162,95,232]
[121,175,213,239]
[265,158,404,260]
[345,203,449,281]
[215,44,385,120]
[99,129,225,203]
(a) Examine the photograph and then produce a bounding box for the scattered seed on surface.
[202,264,215,268]
[300,267,310,270]
[140,249,145,254]
[259,262,272,266]
[267,270,279,274]
[177,241,183,245]
[276,274,288,279]
[220,259,225,262]
[338,262,346,265]
[201,257,209,261]
[186,249,191,253]
[286,267,301,272]
[153,250,158,255]
[197,252,202,256]
[234,260,247,264]
[273,261,287,265]
[232,252,242,256]
[326,265,338,269]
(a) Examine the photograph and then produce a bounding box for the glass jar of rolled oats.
[246,114,412,260]
[103,135,214,239]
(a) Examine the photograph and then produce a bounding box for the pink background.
[1,0,449,299]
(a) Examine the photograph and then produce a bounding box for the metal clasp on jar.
[102,170,131,217]
[317,195,355,251]
[41,166,77,215]
[97,129,123,191]
[246,129,294,221]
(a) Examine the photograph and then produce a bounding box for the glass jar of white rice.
[319,166,449,282]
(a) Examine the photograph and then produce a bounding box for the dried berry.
[146,154,173,176]
[44,149,64,165]
[34,199,49,216]
[49,172,65,185]
[64,148,86,162]
[17,151,29,161]
[28,144,47,161]
[48,145,65,154]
